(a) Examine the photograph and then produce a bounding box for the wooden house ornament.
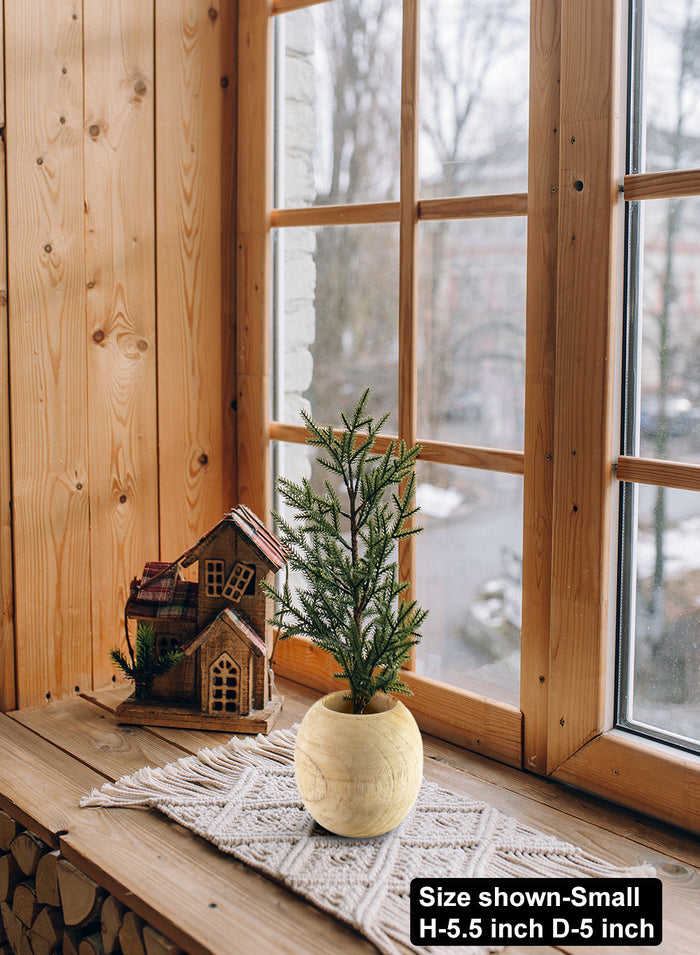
[115,506,286,733]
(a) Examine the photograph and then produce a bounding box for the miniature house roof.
[134,561,182,603]
[180,504,287,572]
[184,607,268,658]
[125,562,198,622]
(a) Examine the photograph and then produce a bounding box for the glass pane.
[272,224,399,432]
[274,0,401,209]
[415,463,522,706]
[619,484,700,751]
[641,2,700,173]
[419,0,529,198]
[417,217,527,449]
[637,197,700,462]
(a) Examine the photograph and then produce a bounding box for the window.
[617,0,700,755]
[270,0,528,708]
[156,635,182,654]
[204,560,225,597]
[223,563,256,602]
[210,653,239,713]
[237,0,700,833]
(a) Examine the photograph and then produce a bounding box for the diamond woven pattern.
[81,727,654,955]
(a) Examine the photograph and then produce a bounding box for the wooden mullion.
[272,0,331,17]
[415,441,523,474]
[237,0,273,521]
[418,194,528,221]
[272,202,399,228]
[272,197,527,233]
[270,422,524,474]
[273,636,522,767]
[547,0,624,773]
[398,0,419,453]
[520,0,561,773]
[397,0,419,637]
[623,168,700,202]
[617,455,700,492]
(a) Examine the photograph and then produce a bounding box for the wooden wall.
[0,0,237,710]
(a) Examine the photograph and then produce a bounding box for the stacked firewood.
[0,811,181,955]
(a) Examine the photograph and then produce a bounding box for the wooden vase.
[294,690,423,838]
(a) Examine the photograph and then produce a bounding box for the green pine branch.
[110,622,184,700]
[263,389,428,714]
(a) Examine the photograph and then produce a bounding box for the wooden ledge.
[1,678,699,953]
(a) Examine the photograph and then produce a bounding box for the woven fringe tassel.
[80,726,297,808]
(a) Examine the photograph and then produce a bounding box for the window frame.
[223,563,256,602]
[236,0,700,833]
[204,560,226,598]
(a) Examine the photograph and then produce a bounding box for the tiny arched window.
[210,653,239,713]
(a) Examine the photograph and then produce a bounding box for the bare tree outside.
[274,0,529,703]
[309,0,402,429]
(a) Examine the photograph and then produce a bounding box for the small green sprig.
[263,389,428,714]
[110,622,184,700]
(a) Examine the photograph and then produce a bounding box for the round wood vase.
[294,690,423,838]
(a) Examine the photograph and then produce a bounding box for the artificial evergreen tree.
[265,390,428,714]
[110,622,184,700]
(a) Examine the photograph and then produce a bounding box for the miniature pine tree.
[264,389,428,714]
[110,622,184,700]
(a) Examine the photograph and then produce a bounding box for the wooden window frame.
[236,0,700,832]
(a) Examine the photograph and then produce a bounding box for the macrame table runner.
[81,727,654,955]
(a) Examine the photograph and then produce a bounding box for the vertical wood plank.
[83,0,159,686]
[155,0,237,558]
[5,0,91,706]
[521,0,561,772]
[221,6,239,522]
[547,0,623,772]
[237,0,272,521]
[0,0,16,712]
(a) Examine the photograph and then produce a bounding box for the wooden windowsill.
[1,677,698,953]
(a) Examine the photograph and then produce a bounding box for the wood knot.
[88,124,100,138]
[134,78,147,96]
[661,863,687,875]
[92,330,105,344]
[198,453,209,466]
